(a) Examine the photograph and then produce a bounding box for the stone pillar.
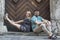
[50,0,60,34]
[55,0,60,33]
[0,0,7,32]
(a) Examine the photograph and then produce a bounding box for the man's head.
[34,10,40,17]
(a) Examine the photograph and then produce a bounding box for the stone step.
[0,35,60,40]
[0,32,59,36]
[0,32,46,36]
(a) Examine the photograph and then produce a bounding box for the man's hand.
[36,21,43,25]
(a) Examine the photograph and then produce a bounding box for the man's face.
[35,11,39,16]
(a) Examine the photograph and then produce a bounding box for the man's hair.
[33,9,40,15]
[34,9,40,12]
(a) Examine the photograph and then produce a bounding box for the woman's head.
[26,11,32,17]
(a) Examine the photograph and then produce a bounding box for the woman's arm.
[15,20,24,24]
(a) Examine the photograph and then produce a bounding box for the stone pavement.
[0,32,59,40]
[0,35,60,40]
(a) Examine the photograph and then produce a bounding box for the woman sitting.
[5,11,32,32]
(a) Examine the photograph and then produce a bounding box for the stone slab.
[0,35,60,40]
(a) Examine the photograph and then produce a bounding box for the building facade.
[0,0,60,34]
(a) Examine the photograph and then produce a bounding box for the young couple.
[5,10,57,39]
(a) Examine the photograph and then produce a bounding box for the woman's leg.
[6,15,21,30]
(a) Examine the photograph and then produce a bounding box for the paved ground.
[0,35,60,40]
[0,32,59,40]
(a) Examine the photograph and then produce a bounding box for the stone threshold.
[0,32,60,36]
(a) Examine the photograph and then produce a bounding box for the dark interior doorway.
[5,0,50,32]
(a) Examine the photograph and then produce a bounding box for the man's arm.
[15,20,24,24]
[31,17,43,25]
[35,21,43,24]
[42,18,49,24]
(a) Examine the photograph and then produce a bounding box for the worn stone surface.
[54,0,60,33]
[0,22,7,32]
[51,20,58,34]
[55,0,60,20]
[0,32,59,40]
[57,22,60,33]
[0,35,60,40]
[50,0,60,33]
[0,0,8,32]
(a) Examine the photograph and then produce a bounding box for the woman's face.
[26,11,31,17]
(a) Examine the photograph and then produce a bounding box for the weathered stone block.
[55,9,60,20]
[0,22,7,32]
[57,22,60,33]
[51,20,58,34]
[0,0,8,32]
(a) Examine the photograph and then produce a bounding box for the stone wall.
[0,0,7,32]
[50,0,60,34]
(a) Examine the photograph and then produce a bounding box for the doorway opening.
[4,0,50,32]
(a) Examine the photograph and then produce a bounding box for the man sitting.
[31,10,57,39]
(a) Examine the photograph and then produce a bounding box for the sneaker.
[48,34,57,39]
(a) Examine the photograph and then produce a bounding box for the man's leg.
[33,23,53,36]
[33,26,42,33]
[41,23,57,39]
[46,21,52,33]
[40,23,53,36]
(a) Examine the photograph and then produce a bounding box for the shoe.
[48,34,57,39]
[52,34,57,39]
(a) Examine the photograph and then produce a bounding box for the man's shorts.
[33,24,43,33]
